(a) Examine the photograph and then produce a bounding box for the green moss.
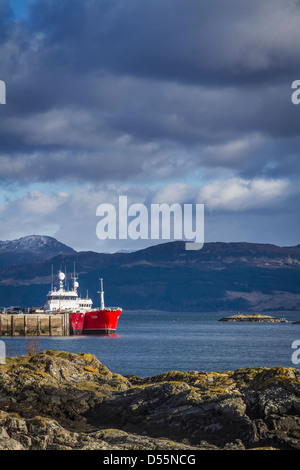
[43,350,78,360]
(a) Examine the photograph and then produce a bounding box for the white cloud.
[198,177,290,211]
[0,176,298,251]
[152,183,196,205]
[19,191,65,214]
[201,134,266,167]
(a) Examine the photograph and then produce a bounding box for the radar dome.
[58,272,65,281]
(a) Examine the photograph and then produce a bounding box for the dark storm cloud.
[26,0,300,85]
[1,0,300,184]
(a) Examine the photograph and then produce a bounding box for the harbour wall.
[0,313,70,336]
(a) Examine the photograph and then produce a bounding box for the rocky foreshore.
[219,313,282,322]
[0,350,300,450]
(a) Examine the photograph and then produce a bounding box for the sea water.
[2,311,300,377]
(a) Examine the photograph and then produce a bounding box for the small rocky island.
[219,313,282,322]
[0,350,300,450]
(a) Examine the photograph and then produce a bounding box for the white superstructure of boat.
[43,271,93,313]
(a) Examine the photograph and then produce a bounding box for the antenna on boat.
[72,261,79,292]
[58,271,65,291]
[51,264,53,291]
[97,278,105,310]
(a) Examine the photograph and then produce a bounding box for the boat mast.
[98,278,105,310]
[58,271,65,291]
[58,271,65,311]
[72,262,79,293]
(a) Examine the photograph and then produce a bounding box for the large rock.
[0,350,299,450]
[219,313,282,322]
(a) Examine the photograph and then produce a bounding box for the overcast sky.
[0,0,300,252]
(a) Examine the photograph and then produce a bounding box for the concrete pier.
[0,313,70,336]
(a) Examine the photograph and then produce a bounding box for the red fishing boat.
[43,271,122,335]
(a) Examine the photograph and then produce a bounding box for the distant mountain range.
[0,236,300,312]
[0,235,75,266]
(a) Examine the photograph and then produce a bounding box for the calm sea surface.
[2,311,300,377]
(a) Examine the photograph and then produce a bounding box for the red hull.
[70,309,122,335]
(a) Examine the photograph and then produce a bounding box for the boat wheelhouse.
[44,271,92,313]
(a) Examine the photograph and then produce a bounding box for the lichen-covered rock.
[0,410,202,450]
[0,436,25,450]
[88,365,300,449]
[0,350,300,450]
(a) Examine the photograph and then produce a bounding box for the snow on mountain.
[0,235,75,266]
